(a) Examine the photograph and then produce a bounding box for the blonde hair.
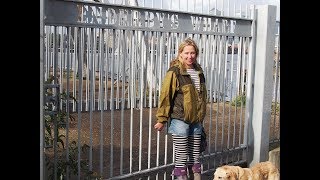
[177,37,199,59]
[170,38,199,67]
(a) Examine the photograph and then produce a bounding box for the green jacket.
[156,60,207,124]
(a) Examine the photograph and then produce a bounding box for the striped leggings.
[172,134,201,168]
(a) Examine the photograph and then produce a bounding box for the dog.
[250,161,279,180]
[213,161,279,180]
[213,165,253,180]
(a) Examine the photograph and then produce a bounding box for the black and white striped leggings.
[172,134,201,168]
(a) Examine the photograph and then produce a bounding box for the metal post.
[248,5,277,167]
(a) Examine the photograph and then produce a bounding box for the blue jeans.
[168,118,203,136]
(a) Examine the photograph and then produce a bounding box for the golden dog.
[250,161,279,180]
[213,161,279,180]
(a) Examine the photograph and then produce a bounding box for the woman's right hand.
[154,122,164,131]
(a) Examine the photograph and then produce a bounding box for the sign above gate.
[45,0,252,36]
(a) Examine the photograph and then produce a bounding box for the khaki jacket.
[156,60,207,124]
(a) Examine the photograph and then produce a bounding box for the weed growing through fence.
[231,95,246,107]
[44,76,101,179]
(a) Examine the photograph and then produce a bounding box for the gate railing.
[40,0,278,179]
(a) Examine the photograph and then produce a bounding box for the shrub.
[231,95,246,107]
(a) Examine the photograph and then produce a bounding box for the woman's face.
[180,45,197,68]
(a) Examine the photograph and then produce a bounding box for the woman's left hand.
[154,122,164,131]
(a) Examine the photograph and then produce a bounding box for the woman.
[154,38,207,180]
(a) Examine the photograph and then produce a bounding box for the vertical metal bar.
[93,28,97,111]
[85,28,90,111]
[58,27,63,103]
[213,34,218,102]
[129,30,135,173]
[196,34,202,65]
[133,31,138,109]
[214,35,222,153]
[138,31,145,171]
[232,36,242,151]
[238,37,247,149]
[40,0,44,179]
[45,26,50,81]
[110,29,115,177]
[241,41,247,151]
[97,29,101,111]
[220,35,228,154]
[155,32,163,179]
[116,30,121,109]
[153,32,160,107]
[76,27,84,180]
[104,29,109,110]
[166,32,172,69]
[127,31,132,109]
[65,27,71,180]
[209,35,217,155]
[230,37,237,161]
[243,7,256,160]
[98,28,105,177]
[72,28,78,112]
[202,34,207,77]
[89,28,94,171]
[236,37,242,96]
[143,33,148,108]
[148,31,154,171]
[120,29,127,175]
[226,36,235,163]
[218,35,225,156]
[207,35,213,155]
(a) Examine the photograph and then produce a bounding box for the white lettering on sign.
[77,4,237,33]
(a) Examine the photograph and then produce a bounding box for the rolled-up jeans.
[168,118,203,136]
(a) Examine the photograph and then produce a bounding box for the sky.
[244,0,280,20]
[138,0,280,20]
[87,0,280,20]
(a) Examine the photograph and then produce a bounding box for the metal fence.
[40,0,279,179]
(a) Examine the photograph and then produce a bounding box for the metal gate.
[40,0,279,179]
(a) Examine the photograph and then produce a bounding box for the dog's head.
[213,166,240,180]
